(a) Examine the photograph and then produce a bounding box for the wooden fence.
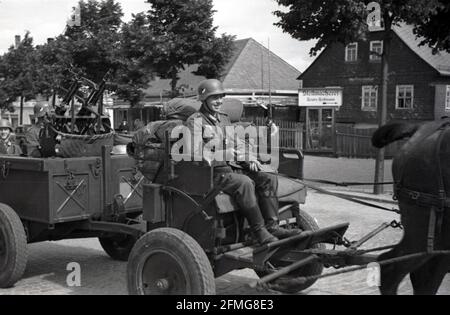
[249,119,402,158]
[254,117,303,150]
[336,124,403,158]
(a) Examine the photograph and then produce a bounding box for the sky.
[0,0,318,72]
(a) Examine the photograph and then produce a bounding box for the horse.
[372,119,450,295]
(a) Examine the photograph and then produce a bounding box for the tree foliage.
[28,0,155,106]
[195,34,236,79]
[32,39,72,99]
[0,0,236,108]
[273,0,447,193]
[117,12,155,105]
[59,0,125,83]
[140,0,235,95]
[273,0,446,56]
[413,0,450,53]
[0,32,37,110]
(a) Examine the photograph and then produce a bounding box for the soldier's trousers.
[213,171,279,222]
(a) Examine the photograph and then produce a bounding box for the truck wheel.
[127,228,215,295]
[99,234,137,261]
[0,203,28,288]
[257,206,324,294]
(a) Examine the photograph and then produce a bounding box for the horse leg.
[379,248,407,295]
[410,255,450,295]
[379,247,429,295]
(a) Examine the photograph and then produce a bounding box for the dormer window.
[345,43,358,62]
[370,41,383,61]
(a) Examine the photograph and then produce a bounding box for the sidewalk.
[303,155,394,193]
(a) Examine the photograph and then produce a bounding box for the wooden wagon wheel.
[256,206,325,293]
[0,203,28,288]
[127,228,215,295]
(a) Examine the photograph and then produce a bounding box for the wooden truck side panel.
[0,155,143,225]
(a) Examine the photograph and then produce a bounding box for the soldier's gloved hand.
[249,161,262,172]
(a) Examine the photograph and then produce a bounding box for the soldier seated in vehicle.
[186,79,302,245]
[0,119,22,156]
[24,104,50,157]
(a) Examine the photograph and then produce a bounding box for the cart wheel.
[257,206,324,294]
[99,234,138,261]
[0,203,28,288]
[127,228,215,295]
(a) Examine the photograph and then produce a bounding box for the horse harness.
[394,120,450,252]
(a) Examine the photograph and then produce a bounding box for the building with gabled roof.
[394,25,450,77]
[114,38,302,128]
[298,24,450,128]
[141,38,301,99]
[222,38,301,92]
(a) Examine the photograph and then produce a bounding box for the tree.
[0,32,38,123]
[32,39,72,103]
[0,55,15,110]
[34,0,155,106]
[414,0,450,53]
[273,0,446,194]
[195,34,236,79]
[116,12,155,105]
[59,0,125,83]
[141,0,235,96]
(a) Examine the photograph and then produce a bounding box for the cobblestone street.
[0,0,449,299]
[2,189,450,295]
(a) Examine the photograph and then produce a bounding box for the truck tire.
[257,206,324,294]
[99,234,137,261]
[0,203,28,288]
[127,228,215,295]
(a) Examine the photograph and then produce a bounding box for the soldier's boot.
[241,206,278,245]
[258,196,302,239]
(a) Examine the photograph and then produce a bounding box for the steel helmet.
[34,104,49,118]
[197,79,226,102]
[0,119,13,131]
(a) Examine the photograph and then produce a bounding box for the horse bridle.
[394,121,450,252]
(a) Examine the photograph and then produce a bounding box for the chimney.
[14,35,21,49]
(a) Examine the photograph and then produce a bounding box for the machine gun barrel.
[62,81,80,105]
[55,80,81,116]
[52,69,113,135]
[87,69,111,107]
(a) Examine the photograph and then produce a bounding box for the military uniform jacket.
[185,109,257,168]
[25,124,43,157]
[0,137,22,156]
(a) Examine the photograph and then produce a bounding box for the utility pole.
[374,15,392,195]
[268,38,273,120]
[19,94,24,126]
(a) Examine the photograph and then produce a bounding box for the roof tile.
[143,38,301,97]
[393,24,450,76]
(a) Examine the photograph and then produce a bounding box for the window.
[345,43,358,62]
[396,85,414,109]
[446,86,450,110]
[362,86,378,111]
[370,41,383,61]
